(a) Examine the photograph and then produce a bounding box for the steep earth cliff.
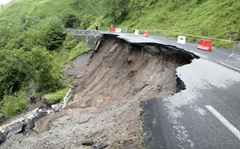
[1,34,197,149]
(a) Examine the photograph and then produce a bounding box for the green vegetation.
[0,91,27,117]
[0,0,94,118]
[95,0,240,48]
[140,107,143,112]
[44,87,70,105]
[70,42,91,60]
[138,146,146,149]
[59,40,91,65]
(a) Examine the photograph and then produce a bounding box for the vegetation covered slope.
[1,0,240,46]
[95,0,240,48]
[0,0,97,117]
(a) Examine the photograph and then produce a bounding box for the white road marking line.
[220,62,240,72]
[205,105,240,141]
[189,51,209,59]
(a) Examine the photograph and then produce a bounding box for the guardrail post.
[165,30,167,40]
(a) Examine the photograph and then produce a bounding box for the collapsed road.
[0,32,198,148]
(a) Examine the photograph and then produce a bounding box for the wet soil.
[0,34,195,149]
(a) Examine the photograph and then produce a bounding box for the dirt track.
[1,35,195,149]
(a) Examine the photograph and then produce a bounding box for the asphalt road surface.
[101,32,240,149]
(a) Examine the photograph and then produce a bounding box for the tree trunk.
[79,0,81,9]
[121,9,125,21]
[113,12,116,23]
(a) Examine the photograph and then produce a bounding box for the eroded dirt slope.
[1,35,196,149]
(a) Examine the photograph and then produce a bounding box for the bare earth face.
[2,35,190,149]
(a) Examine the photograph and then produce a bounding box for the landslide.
[1,35,196,149]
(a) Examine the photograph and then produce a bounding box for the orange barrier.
[144,31,148,37]
[110,28,116,32]
[203,40,212,51]
[198,39,212,51]
[198,39,205,49]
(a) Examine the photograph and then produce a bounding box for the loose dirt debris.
[0,34,196,149]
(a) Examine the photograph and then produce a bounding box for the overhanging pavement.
[100,32,240,149]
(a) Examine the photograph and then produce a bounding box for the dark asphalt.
[101,32,240,149]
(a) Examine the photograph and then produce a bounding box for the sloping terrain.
[1,0,240,48]
[1,34,196,148]
[0,0,101,21]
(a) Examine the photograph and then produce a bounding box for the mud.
[0,34,196,149]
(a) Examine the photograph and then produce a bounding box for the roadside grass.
[55,41,91,66]
[44,86,70,105]
[69,41,91,60]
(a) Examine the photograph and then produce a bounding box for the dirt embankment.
[1,35,196,149]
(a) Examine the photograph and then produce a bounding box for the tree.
[0,47,64,100]
[63,33,77,51]
[81,15,95,29]
[60,8,80,28]
[21,16,66,51]
[0,20,16,49]
[129,0,144,17]
[117,0,130,21]
[102,0,130,22]
[1,0,3,11]
[102,0,118,22]
[23,15,43,30]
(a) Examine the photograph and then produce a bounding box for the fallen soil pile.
[1,34,197,149]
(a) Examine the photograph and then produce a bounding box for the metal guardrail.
[153,30,167,40]
[98,27,128,33]
[121,27,128,33]
[229,41,240,58]
[99,27,110,32]
[65,30,100,35]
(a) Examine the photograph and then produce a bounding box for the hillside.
[0,0,239,124]
[95,0,240,48]
[1,0,239,48]
[0,0,101,28]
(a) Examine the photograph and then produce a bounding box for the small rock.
[0,132,7,145]
[51,104,59,112]
[22,119,35,135]
[97,143,108,149]
[77,75,83,79]
[73,81,79,87]
[82,140,94,146]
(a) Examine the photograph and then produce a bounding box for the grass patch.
[69,41,91,60]
[56,41,91,66]
[44,86,70,105]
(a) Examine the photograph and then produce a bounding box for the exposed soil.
[0,35,195,149]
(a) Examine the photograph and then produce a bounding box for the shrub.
[81,15,96,30]
[44,87,70,105]
[61,8,80,28]
[63,33,77,51]
[69,41,91,60]
[0,91,27,117]
[0,47,64,99]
